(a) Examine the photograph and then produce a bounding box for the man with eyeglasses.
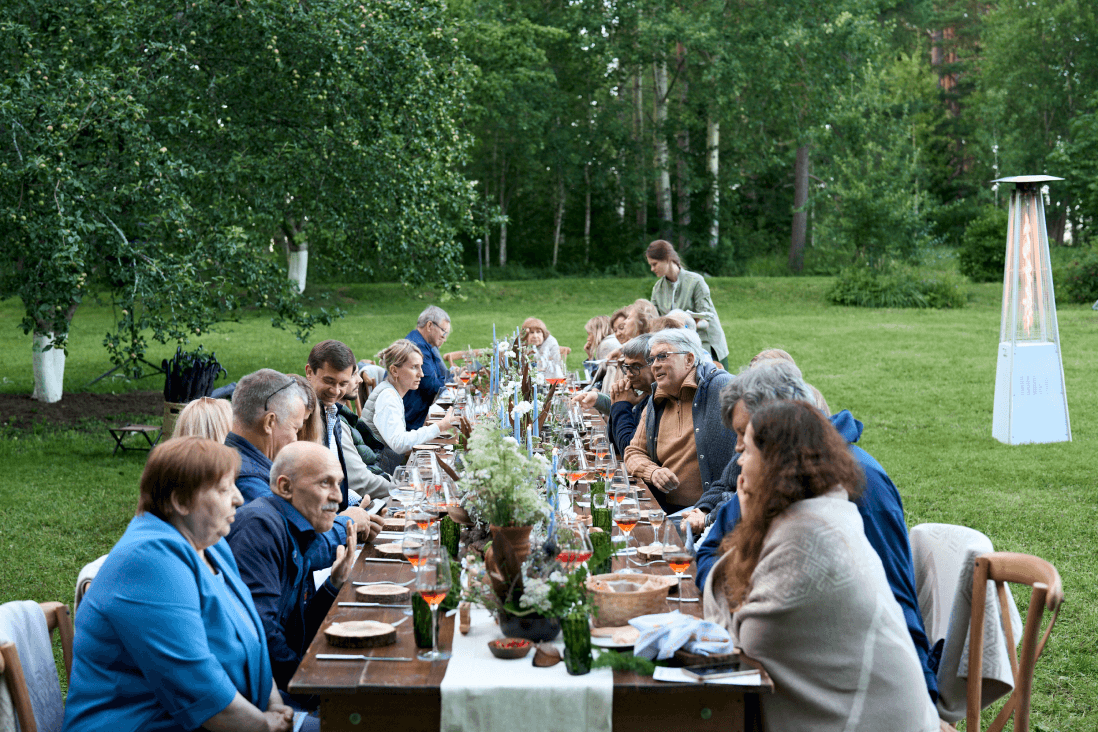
[607,334,655,456]
[403,305,453,430]
[622,329,737,515]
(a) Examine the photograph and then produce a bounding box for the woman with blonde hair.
[646,239,729,368]
[521,317,563,369]
[583,315,619,360]
[361,339,459,473]
[704,401,938,732]
[172,397,233,443]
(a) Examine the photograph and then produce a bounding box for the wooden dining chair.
[559,346,571,362]
[964,552,1063,732]
[0,601,73,732]
[443,349,485,368]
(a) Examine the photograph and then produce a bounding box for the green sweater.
[650,268,729,360]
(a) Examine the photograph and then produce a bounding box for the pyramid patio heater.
[991,175,1071,445]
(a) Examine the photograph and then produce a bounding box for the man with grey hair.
[227,441,357,714]
[622,328,736,514]
[693,359,939,702]
[607,333,655,455]
[404,304,453,429]
[224,368,379,571]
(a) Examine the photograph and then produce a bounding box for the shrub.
[1057,248,1098,303]
[827,264,968,309]
[683,242,737,277]
[959,206,1008,283]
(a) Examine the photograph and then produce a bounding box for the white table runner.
[439,607,613,732]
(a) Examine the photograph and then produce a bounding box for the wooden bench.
[108,424,162,456]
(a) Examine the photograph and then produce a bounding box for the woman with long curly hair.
[703,400,938,732]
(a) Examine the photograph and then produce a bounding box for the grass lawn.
[2,276,1096,729]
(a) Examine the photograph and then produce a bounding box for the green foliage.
[827,264,968,309]
[0,0,475,375]
[1056,247,1098,304]
[959,206,1008,283]
[592,650,656,675]
[683,243,737,277]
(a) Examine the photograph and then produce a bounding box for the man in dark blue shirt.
[226,441,357,703]
[403,305,452,429]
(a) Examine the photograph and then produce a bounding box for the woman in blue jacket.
[63,437,293,732]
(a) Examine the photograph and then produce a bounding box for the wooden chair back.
[443,349,485,368]
[966,552,1063,732]
[559,346,572,362]
[0,602,73,732]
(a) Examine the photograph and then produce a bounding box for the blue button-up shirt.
[226,495,340,691]
[403,327,448,429]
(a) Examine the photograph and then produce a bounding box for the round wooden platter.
[324,620,398,649]
[355,583,411,603]
[359,542,406,560]
[637,544,664,562]
[381,516,406,532]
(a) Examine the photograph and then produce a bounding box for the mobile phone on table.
[682,660,745,681]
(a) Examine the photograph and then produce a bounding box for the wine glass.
[416,545,453,661]
[558,444,587,510]
[544,355,567,386]
[661,521,695,611]
[612,486,642,575]
[555,519,594,572]
[402,522,428,570]
[594,445,617,485]
[647,509,666,550]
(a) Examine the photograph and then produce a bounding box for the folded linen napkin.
[629,611,733,661]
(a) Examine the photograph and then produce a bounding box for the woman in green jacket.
[646,240,729,368]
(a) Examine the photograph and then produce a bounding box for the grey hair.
[621,333,653,360]
[719,360,813,428]
[232,368,307,429]
[665,308,697,331]
[647,328,708,362]
[417,305,450,329]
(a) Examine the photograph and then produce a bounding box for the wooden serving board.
[359,542,406,560]
[324,620,397,649]
[355,584,411,603]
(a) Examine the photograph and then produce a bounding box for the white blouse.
[369,381,441,455]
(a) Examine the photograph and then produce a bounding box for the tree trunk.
[674,43,690,250]
[276,218,308,293]
[652,61,673,239]
[584,164,592,264]
[633,72,647,236]
[287,249,308,294]
[788,144,810,272]
[552,173,566,267]
[32,331,65,403]
[706,117,720,249]
[499,161,508,267]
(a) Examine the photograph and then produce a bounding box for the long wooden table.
[290,429,769,731]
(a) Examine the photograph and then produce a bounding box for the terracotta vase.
[484,525,533,607]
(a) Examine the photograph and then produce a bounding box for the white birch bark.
[32,332,65,403]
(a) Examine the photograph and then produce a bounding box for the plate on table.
[591,625,640,649]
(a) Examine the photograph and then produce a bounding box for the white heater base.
[992,341,1071,444]
[287,249,308,294]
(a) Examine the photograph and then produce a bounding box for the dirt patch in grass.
[0,391,164,430]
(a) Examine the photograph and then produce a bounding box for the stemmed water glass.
[416,545,453,661]
[661,521,695,611]
[646,509,666,551]
[612,484,642,575]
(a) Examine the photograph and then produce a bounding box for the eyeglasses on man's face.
[645,351,690,366]
[617,360,645,376]
[431,321,451,338]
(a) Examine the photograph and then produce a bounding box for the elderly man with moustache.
[227,442,357,715]
[403,305,453,430]
[622,329,736,515]
[304,339,394,501]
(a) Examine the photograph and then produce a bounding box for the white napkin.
[629,610,733,661]
[440,607,612,732]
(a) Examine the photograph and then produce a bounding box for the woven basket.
[586,572,677,627]
[162,401,187,439]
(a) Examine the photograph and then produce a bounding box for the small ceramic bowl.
[488,638,534,660]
